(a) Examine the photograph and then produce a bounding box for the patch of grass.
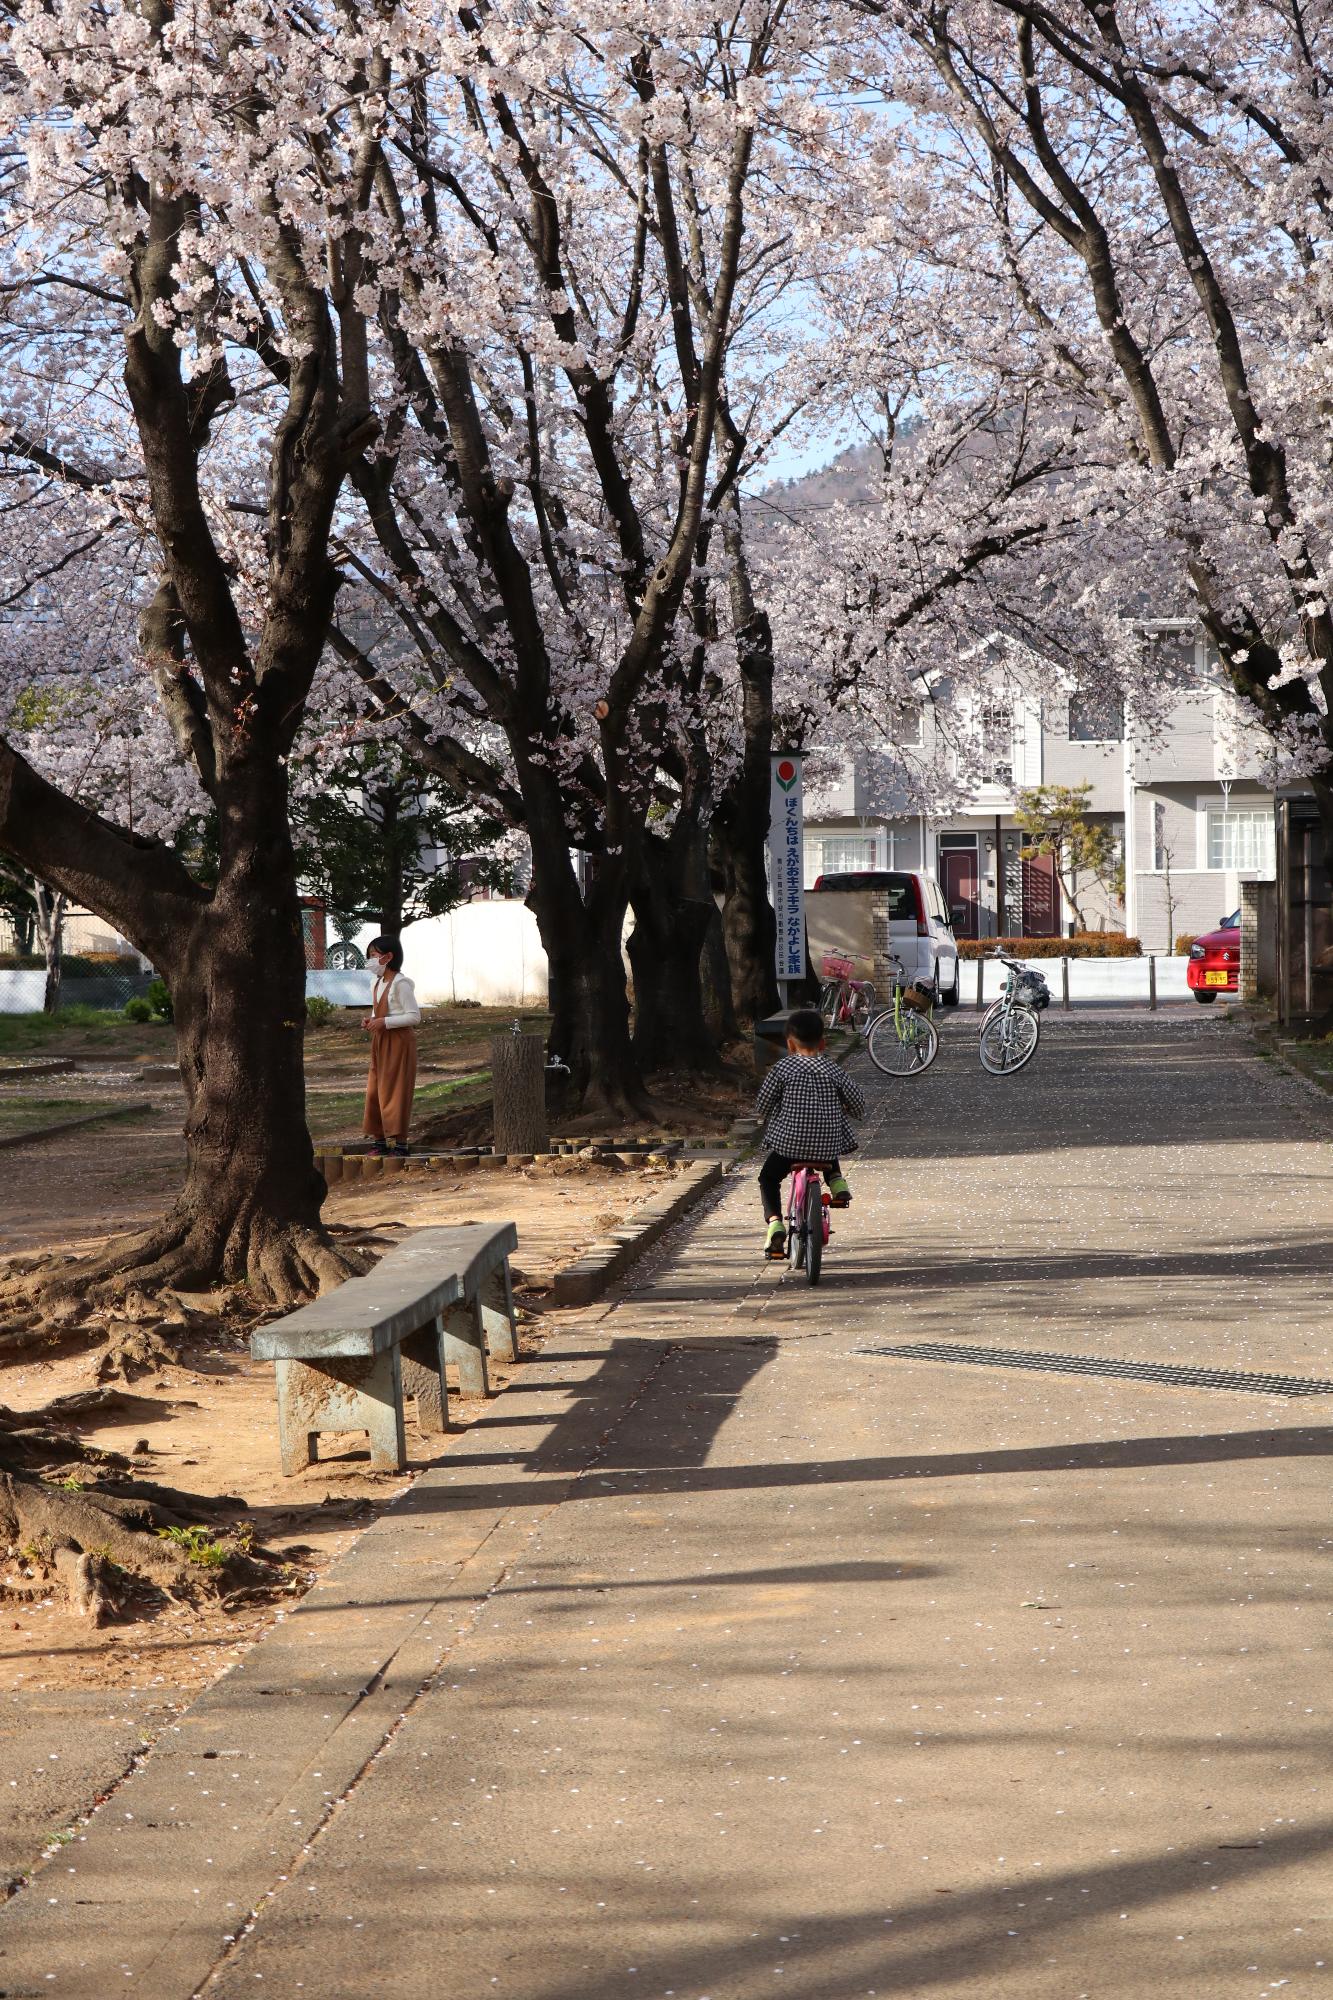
[0,1098,111,1140]
[156,1525,228,1568]
[0,1009,171,1056]
[308,1065,493,1141]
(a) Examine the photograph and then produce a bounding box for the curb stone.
[0,1056,74,1081]
[552,1161,724,1307]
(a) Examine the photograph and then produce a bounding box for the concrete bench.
[251,1222,520,1475]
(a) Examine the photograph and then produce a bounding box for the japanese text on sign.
[768,754,805,984]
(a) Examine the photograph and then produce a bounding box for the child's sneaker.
[828,1175,852,1208]
[764,1218,787,1259]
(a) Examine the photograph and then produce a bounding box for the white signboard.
[769,752,806,987]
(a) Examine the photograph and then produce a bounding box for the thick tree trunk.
[536,888,645,1119]
[711,807,778,1023]
[149,876,346,1301]
[21,770,358,1309]
[627,831,722,1072]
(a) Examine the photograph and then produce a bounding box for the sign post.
[769,751,806,1010]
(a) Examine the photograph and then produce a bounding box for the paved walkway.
[3,1014,1332,1998]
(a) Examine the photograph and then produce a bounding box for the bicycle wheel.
[866,1006,940,1076]
[848,982,877,1033]
[818,980,841,1029]
[788,1178,807,1270]
[979,1004,1040,1075]
[805,1178,824,1285]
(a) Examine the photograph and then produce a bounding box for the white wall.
[963,954,1190,1004]
[358,901,549,1007]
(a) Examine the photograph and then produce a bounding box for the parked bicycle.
[978,952,1051,1075]
[819,954,878,1033]
[785,1161,831,1284]
[865,952,940,1077]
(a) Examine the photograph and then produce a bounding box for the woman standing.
[362,936,421,1156]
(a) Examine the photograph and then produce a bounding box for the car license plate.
[1204,969,1230,986]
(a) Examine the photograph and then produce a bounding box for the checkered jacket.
[755,1054,865,1160]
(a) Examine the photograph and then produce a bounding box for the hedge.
[957,933,1142,960]
[1175,934,1199,956]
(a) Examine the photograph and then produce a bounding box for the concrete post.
[491,1033,549,1155]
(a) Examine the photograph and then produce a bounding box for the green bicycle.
[865,954,940,1076]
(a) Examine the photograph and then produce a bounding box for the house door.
[942,849,980,938]
[1021,852,1060,937]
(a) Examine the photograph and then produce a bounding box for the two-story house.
[803,625,1275,949]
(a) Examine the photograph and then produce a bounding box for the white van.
[809,870,961,1005]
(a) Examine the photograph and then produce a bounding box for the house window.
[1068,690,1125,741]
[979,702,1013,783]
[1206,806,1274,873]
[819,835,878,877]
[895,705,924,748]
[1152,801,1168,872]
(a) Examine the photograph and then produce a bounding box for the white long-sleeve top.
[374,971,421,1030]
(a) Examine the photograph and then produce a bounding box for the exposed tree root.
[0,1206,367,1325]
[0,1463,294,1627]
[0,1401,132,1477]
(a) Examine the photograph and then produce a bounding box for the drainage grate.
[856,1341,1333,1399]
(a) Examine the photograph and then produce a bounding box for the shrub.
[122,997,153,1023]
[305,994,337,1027]
[956,933,1142,960]
[1175,934,1198,956]
[146,975,173,1021]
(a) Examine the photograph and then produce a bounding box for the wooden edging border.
[552,1161,726,1308]
[0,1099,154,1152]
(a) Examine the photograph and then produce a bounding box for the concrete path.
[3,1013,1332,1999]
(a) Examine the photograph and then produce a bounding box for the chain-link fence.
[0,910,152,1014]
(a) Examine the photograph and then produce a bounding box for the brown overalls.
[363,975,418,1142]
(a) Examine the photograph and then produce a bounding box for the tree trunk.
[22,770,357,1310]
[33,880,66,1015]
[700,902,739,1045]
[536,894,645,1120]
[520,776,647,1119]
[711,809,778,1022]
[627,830,722,1072]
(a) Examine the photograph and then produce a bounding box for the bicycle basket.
[1016,971,1051,1010]
[900,979,933,1013]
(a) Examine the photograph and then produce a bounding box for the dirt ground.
[0,1053,712,1695]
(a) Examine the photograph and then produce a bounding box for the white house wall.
[358,902,550,1007]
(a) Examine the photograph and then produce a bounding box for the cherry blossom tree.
[845,0,1333,875]
[0,0,424,1304]
[313,4,848,1102]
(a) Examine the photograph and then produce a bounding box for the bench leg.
[275,1359,319,1476]
[401,1316,450,1434]
[443,1298,491,1398]
[479,1260,519,1362]
[273,1352,407,1475]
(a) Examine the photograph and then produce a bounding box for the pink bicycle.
[818,954,877,1033]
[786,1163,832,1285]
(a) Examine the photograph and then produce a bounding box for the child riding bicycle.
[755,1006,866,1259]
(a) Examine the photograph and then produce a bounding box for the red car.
[1188,910,1240,1002]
